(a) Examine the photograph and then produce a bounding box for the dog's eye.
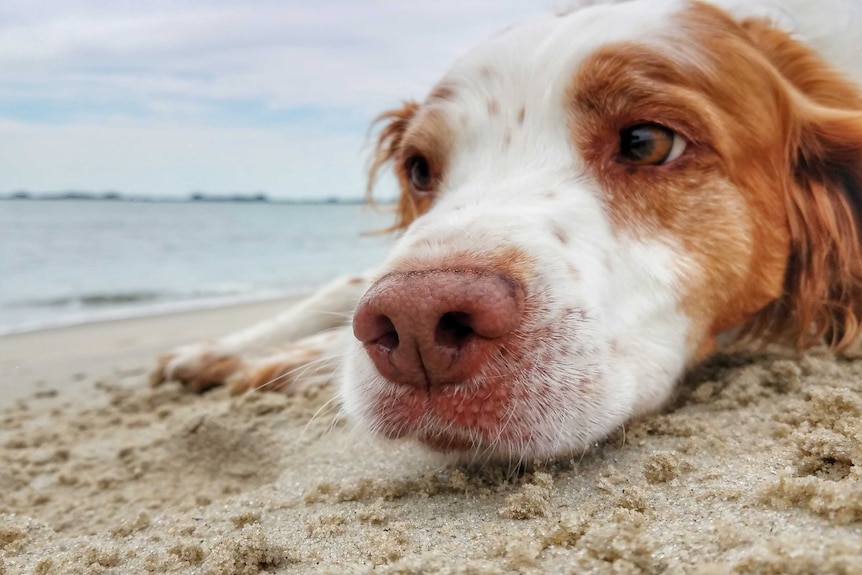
[406,155,433,193]
[619,124,687,166]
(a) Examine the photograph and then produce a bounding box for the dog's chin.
[413,427,588,465]
[361,384,601,463]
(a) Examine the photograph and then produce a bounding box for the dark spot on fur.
[554,226,569,245]
[566,308,586,322]
[487,99,500,116]
[429,84,455,102]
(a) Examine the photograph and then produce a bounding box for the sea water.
[0,200,393,335]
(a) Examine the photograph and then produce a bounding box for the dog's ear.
[367,101,420,231]
[741,19,862,349]
[782,106,862,350]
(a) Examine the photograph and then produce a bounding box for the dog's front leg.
[150,274,369,392]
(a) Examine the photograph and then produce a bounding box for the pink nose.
[352,269,525,388]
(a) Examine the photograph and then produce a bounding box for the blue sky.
[0,1,548,199]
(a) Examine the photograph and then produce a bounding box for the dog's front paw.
[225,346,333,395]
[150,343,243,393]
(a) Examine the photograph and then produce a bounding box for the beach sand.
[1,300,860,574]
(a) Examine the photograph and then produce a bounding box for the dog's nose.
[352,269,525,388]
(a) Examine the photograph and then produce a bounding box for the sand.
[1,300,861,575]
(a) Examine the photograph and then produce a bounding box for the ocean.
[0,200,394,335]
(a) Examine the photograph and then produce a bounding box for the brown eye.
[406,155,433,193]
[619,123,686,165]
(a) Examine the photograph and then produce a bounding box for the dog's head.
[341,0,862,461]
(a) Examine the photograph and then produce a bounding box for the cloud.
[0,1,550,197]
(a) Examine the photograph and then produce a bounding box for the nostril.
[370,315,399,351]
[435,312,475,349]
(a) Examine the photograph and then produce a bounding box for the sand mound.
[1,350,861,574]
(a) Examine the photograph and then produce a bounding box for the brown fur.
[366,101,421,231]
[155,352,241,393]
[228,347,324,395]
[568,10,794,358]
[735,16,862,349]
[567,2,862,356]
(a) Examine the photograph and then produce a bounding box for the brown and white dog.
[152,0,862,461]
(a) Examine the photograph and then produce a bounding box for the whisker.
[300,394,343,442]
[304,310,355,321]
[249,351,347,392]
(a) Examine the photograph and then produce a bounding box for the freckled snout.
[352,269,525,388]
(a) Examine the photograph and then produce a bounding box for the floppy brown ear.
[781,107,862,349]
[366,101,420,232]
[740,19,862,350]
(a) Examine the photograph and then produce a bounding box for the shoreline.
[0,289,312,339]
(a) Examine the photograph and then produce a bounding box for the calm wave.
[0,200,394,335]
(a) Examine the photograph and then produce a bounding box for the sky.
[0,1,550,200]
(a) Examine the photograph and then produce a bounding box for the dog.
[152,0,862,461]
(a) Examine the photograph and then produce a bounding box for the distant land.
[0,190,374,205]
